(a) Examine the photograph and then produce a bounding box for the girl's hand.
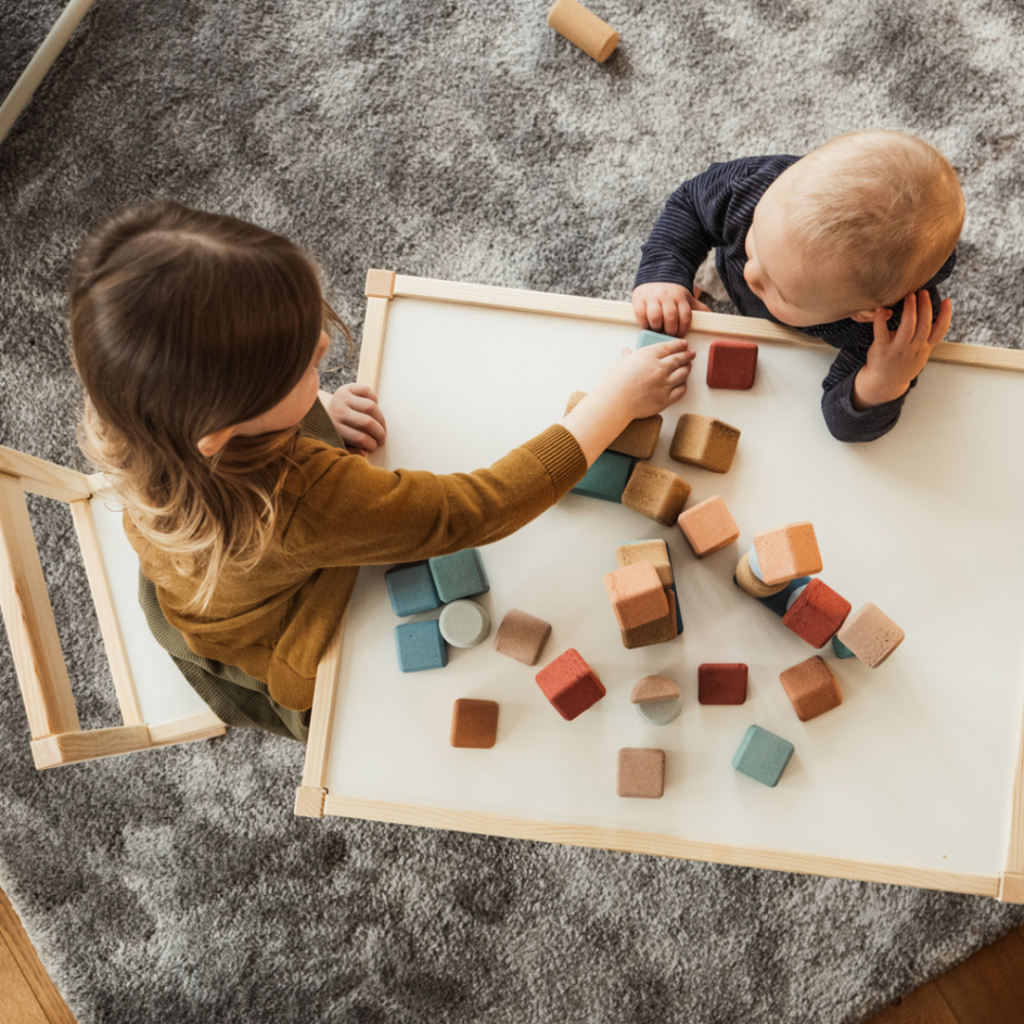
[326,383,387,456]
[853,291,952,410]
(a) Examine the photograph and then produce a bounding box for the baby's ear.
[850,307,892,323]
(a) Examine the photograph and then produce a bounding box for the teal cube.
[571,450,636,502]
[637,329,669,349]
[394,620,448,672]
[732,725,794,787]
[428,548,489,602]
[385,562,442,616]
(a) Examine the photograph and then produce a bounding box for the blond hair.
[70,201,351,614]
[783,129,964,306]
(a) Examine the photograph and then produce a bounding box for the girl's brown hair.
[70,200,350,612]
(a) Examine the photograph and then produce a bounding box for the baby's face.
[744,174,875,328]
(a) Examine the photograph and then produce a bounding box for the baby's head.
[744,130,964,327]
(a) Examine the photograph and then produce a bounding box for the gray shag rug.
[2,2,1023,1022]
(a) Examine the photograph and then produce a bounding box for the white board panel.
[324,293,1024,879]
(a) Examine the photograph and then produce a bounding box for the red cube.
[706,340,758,390]
[698,663,748,705]
[782,578,851,648]
[535,649,606,721]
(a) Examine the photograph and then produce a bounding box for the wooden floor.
[1,882,1022,1023]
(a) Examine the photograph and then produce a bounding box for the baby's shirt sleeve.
[633,156,796,291]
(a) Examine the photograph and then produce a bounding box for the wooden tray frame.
[0,452,225,769]
[295,270,1024,906]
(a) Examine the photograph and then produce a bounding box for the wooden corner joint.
[294,785,327,818]
[998,872,1024,904]
[364,269,396,300]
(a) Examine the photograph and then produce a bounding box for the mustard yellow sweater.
[129,403,588,711]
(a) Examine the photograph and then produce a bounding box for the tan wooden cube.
[565,391,661,459]
[621,462,691,525]
[669,414,741,474]
[615,539,673,587]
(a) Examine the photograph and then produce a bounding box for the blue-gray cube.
[637,329,669,349]
[571,450,636,502]
[428,549,490,603]
[394,620,448,672]
[385,562,442,616]
[732,725,794,787]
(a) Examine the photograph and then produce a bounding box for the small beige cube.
[669,414,740,474]
[616,539,673,587]
[616,747,666,798]
[836,603,905,668]
[621,462,691,525]
[677,495,740,558]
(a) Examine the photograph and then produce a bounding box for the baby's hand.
[325,383,387,456]
[631,282,710,338]
[854,291,952,409]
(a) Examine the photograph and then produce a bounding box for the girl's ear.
[197,425,237,457]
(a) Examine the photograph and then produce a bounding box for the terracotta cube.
[621,587,678,649]
[603,560,668,629]
[698,663,748,705]
[669,414,741,474]
[706,340,758,389]
[616,748,665,798]
[677,495,739,558]
[752,522,822,586]
[535,649,606,720]
[836,603,905,668]
[565,391,661,460]
[782,579,852,648]
[493,608,552,666]
[621,462,691,525]
[616,539,673,587]
[450,699,499,748]
[779,656,843,722]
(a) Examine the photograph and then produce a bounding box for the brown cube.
[677,495,740,558]
[752,522,822,586]
[669,414,741,473]
[779,656,842,722]
[565,391,661,459]
[698,663,748,705]
[615,539,673,587]
[493,608,553,666]
[616,747,666,798]
[621,462,691,525]
[603,561,668,629]
[621,587,678,649]
[836,603,905,668]
[450,699,499,748]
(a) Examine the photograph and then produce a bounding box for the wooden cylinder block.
[547,0,619,62]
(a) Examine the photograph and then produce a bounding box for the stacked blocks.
[616,539,684,635]
[739,575,812,618]
[603,561,668,629]
[735,551,786,599]
[571,450,636,502]
[616,748,666,798]
[630,675,682,724]
[669,414,741,474]
[450,699,499,748]
[677,495,740,558]
[779,656,843,721]
[565,391,661,460]
[394,620,448,672]
[428,549,490,602]
[535,649,606,720]
[837,603,905,667]
[493,608,552,665]
[385,563,442,616]
[752,523,822,586]
[707,340,758,390]
[733,725,794,787]
[698,663,748,705]
[621,588,678,648]
[782,579,851,648]
[621,462,691,525]
[439,600,491,648]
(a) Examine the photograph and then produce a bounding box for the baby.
[632,130,964,441]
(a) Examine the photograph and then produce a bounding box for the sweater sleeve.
[280,424,588,567]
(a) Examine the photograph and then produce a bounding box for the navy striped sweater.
[634,155,956,442]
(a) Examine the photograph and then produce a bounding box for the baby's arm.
[321,384,387,456]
